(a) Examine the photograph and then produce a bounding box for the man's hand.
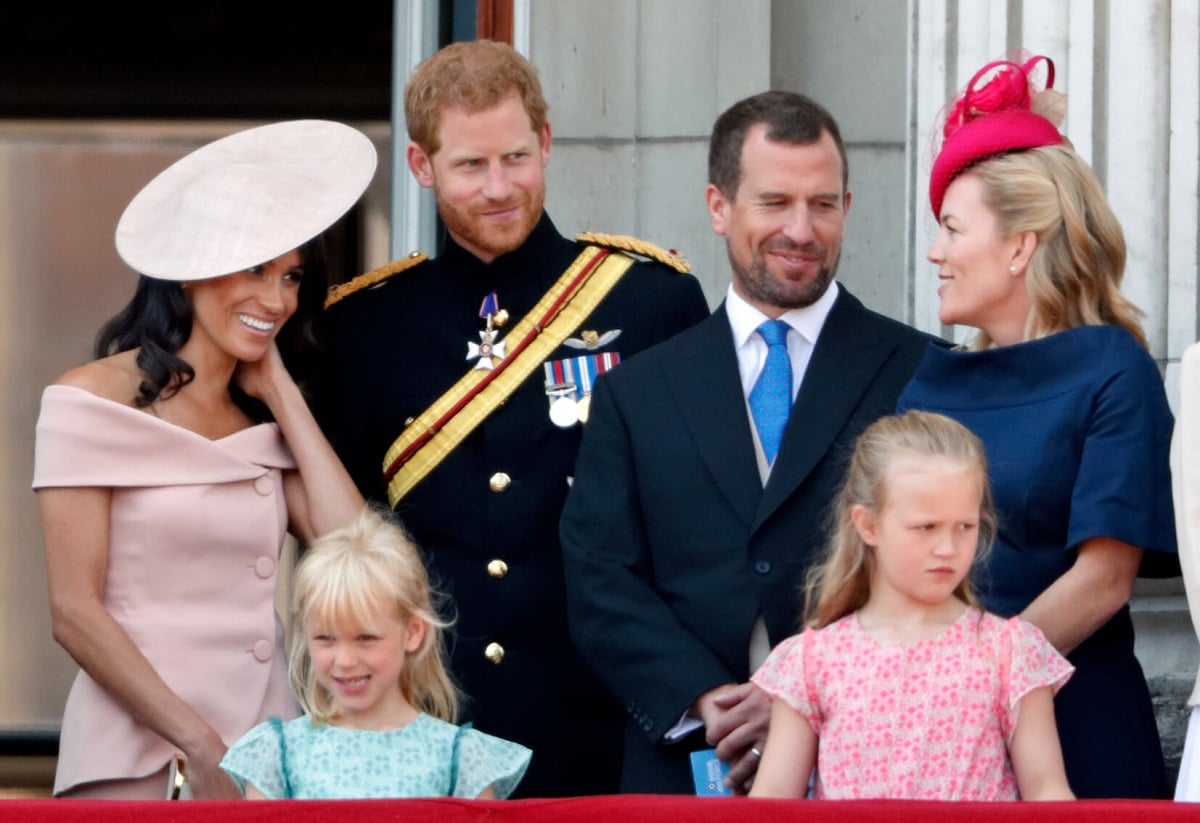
[693,682,770,794]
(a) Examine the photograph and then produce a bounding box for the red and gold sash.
[383,245,634,507]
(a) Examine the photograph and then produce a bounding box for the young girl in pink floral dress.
[749,411,1074,800]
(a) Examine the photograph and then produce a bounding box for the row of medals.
[470,302,589,429]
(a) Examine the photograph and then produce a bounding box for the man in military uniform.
[314,40,709,797]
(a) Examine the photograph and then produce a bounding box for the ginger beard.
[434,179,545,261]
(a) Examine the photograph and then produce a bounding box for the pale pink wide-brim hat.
[115,119,377,281]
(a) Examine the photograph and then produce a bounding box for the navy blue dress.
[897,325,1176,798]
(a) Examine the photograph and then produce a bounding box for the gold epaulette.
[576,231,691,274]
[324,251,429,309]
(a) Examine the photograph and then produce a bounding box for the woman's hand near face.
[237,342,364,541]
[234,340,295,408]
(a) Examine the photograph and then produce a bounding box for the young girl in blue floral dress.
[221,508,530,799]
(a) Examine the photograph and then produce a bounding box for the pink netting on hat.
[928,51,1066,216]
[943,54,1057,140]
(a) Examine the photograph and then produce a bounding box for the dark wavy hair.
[94,237,329,419]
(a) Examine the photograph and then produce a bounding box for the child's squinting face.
[307,605,425,729]
[854,454,982,610]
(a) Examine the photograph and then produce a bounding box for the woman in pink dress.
[32,120,374,799]
[749,411,1074,800]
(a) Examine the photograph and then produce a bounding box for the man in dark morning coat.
[314,41,709,798]
[561,91,939,795]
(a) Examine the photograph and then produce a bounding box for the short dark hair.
[708,90,848,197]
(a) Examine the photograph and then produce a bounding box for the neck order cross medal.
[466,291,508,370]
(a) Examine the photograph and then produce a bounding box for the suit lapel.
[663,306,762,530]
[753,290,898,530]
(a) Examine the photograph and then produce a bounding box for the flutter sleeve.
[1000,617,1074,742]
[750,631,823,733]
[220,720,289,799]
[450,728,532,799]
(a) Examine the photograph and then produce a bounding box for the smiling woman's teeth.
[238,314,274,332]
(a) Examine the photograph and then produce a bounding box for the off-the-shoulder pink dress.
[32,385,301,796]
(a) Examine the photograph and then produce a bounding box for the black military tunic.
[315,213,709,797]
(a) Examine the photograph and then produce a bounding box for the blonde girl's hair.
[804,410,998,629]
[288,506,459,724]
[966,144,1148,351]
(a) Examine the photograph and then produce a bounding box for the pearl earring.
[1009,265,1017,274]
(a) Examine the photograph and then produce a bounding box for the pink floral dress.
[751,607,1073,800]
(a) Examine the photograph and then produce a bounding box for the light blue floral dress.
[220,713,531,799]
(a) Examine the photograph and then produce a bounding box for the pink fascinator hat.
[929,54,1065,217]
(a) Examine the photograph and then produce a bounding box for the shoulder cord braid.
[575,231,691,273]
[325,252,429,309]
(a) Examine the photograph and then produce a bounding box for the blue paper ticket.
[689,748,732,796]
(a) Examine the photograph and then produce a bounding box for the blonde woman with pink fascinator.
[897,52,1177,799]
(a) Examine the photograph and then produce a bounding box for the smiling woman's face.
[927,173,1030,345]
[185,248,304,363]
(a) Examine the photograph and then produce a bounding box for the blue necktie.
[749,319,793,464]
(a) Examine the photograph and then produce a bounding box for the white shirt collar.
[725,280,840,349]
